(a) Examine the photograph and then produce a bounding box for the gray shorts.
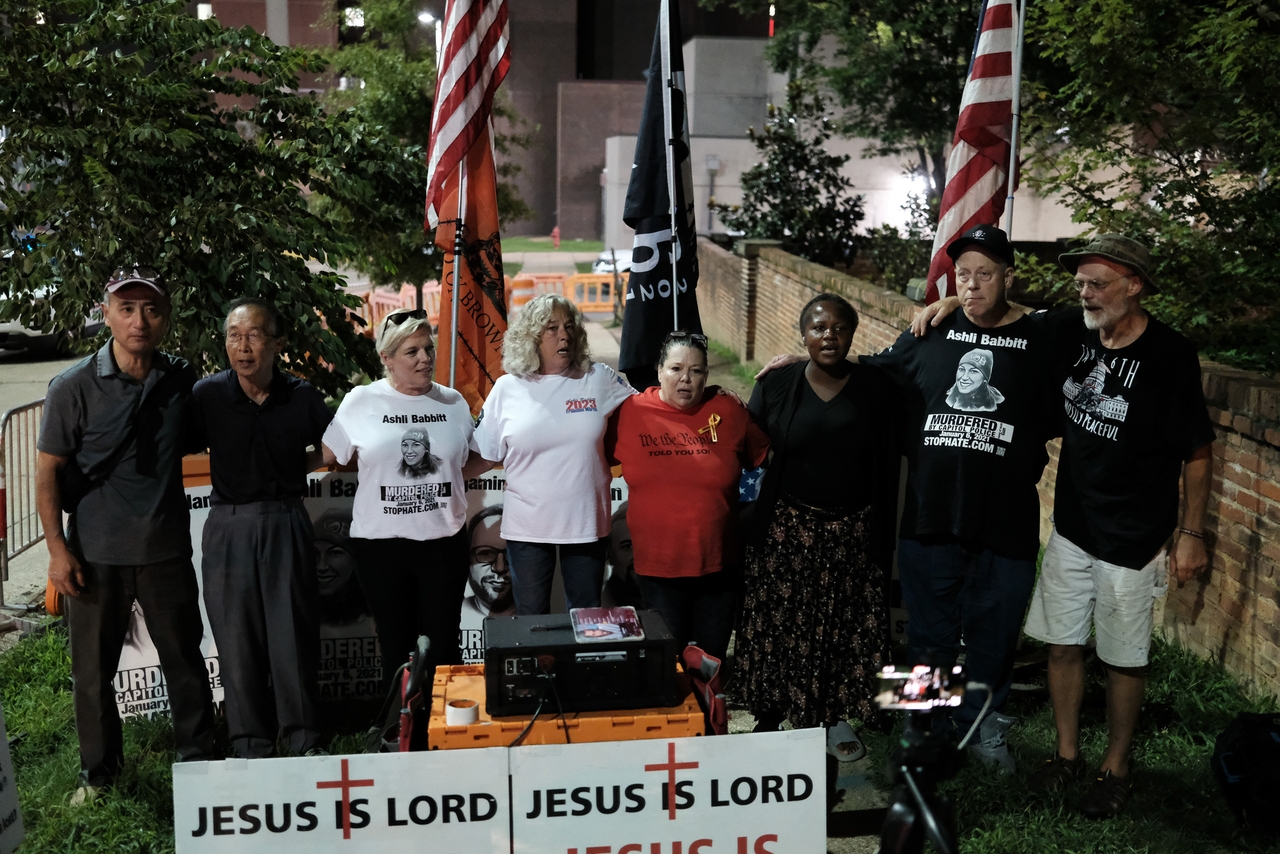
[1023,529,1167,668]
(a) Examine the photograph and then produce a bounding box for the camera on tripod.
[875,663,966,711]
[874,660,990,854]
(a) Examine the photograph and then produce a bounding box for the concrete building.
[503,0,769,238]
[603,36,1083,253]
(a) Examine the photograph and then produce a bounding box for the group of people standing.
[750,225,1213,820]
[39,223,1213,823]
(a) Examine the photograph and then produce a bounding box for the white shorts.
[1023,529,1168,668]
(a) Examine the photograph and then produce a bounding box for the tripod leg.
[878,787,925,854]
[922,793,958,854]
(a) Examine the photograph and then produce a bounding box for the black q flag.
[618,0,702,390]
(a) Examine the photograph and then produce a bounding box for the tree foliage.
[0,0,426,395]
[721,0,987,203]
[1024,0,1280,374]
[315,0,533,292]
[712,86,865,268]
[862,193,937,292]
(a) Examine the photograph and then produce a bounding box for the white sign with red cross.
[509,729,826,854]
[173,749,509,852]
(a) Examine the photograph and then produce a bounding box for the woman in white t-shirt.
[472,294,635,614]
[321,308,484,694]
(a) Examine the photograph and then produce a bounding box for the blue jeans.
[897,537,1037,726]
[506,539,607,615]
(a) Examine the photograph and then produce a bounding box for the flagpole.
[449,158,467,388]
[1004,0,1026,240]
[659,0,680,330]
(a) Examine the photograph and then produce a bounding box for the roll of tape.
[445,698,479,726]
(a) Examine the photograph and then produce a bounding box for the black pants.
[636,569,739,662]
[202,499,322,758]
[67,557,216,787]
[351,531,469,696]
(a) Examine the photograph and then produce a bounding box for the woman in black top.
[738,293,902,754]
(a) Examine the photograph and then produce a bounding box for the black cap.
[946,224,1014,267]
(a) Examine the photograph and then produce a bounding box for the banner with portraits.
[113,469,630,721]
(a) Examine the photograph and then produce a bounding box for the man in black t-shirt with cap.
[1020,235,1213,818]
[862,225,1059,774]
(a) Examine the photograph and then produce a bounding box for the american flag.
[924,0,1017,303]
[424,0,511,229]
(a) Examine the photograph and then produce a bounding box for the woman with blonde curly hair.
[472,294,635,614]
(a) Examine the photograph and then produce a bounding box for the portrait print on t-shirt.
[398,427,442,478]
[1062,353,1132,441]
[945,348,1005,412]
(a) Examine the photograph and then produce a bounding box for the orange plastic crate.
[427,664,705,749]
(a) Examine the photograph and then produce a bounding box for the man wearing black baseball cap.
[36,266,215,804]
[861,224,1060,773]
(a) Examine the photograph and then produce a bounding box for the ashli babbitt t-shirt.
[473,363,635,544]
[863,311,1059,560]
[322,379,478,541]
[1047,309,1215,568]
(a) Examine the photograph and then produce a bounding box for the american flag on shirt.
[424,0,510,228]
[924,0,1017,303]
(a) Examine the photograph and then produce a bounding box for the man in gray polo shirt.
[36,266,215,804]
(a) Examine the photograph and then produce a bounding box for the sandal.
[826,721,866,761]
[1079,769,1133,819]
[1026,751,1086,794]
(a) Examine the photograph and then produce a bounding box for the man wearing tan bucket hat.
[1020,234,1214,817]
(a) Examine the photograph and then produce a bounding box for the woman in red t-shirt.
[606,332,770,661]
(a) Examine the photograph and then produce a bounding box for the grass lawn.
[502,236,603,254]
[4,622,1279,852]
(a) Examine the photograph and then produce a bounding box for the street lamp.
[417,10,435,24]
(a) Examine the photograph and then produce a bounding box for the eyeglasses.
[386,308,427,326]
[1073,275,1130,295]
[226,331,274,346]
[955,270,997,284]
[663,331,708,348]
[471,546,507,568]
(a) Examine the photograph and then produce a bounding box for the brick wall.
[699,240,1280,695]
[1158,369,1280,693]
[697,241,751,360]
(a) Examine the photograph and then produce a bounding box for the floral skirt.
[735,495,889,729]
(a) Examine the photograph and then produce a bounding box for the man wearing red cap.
[36,267,215,805]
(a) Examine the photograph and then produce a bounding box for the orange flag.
[433,124,508,414]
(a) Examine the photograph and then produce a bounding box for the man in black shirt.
[191,298,334,758]
[36,267,215,804]
[863,225,1059,773]
[1022,236,1213,817]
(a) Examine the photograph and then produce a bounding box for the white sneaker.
[70,784,101,806]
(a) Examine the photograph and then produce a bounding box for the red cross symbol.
[316,758,375,839]
[644,741,700,820]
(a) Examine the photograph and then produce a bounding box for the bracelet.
[1178,527,1204,540]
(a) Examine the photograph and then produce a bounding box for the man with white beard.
[1021,235,1214,818]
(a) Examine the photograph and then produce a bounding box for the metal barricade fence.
[0,400,45,607]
